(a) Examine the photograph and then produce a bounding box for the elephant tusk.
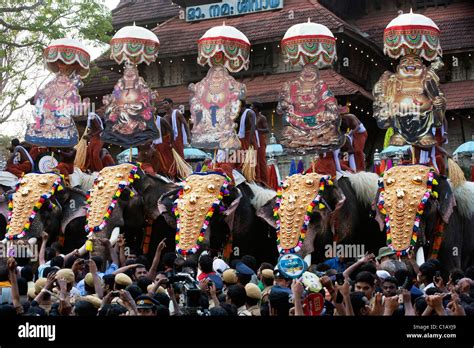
[78,244,87,256]
[28,237,37,246]
[304,254,312,267]
[1,238,7,245]
[416,247,425,266]
[109,227,120,246]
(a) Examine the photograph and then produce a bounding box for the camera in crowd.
[166,272,210,316]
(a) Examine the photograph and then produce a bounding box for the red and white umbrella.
[197,24,251,73]
[110,25,160,65]
[44,38,90,78]
[281,20,336,68]
[384,9,441,61]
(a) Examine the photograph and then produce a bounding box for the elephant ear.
[256,197,277,229]
[223,187,243,232]
[59,187,87,234]
[156,187,181,229]
[437,176,455,224]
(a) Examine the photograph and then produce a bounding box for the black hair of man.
[241,255,258,273]
[162,252,177,269]
[414,296,428,316]
[449,269,465,284]
[246,296,260,307]
[210,306,229,316]
[419,262,436,280]
[220,303,238,316]
[252,102,264,112]
[349,292,369,316]
[153,292,170,308]
[382,276,398,287]
[91,256,104,272]
[98,304,128,317]
[136,277,152,294]
[227,284,246,308]
[125,284,143,300]
[102,274,115,292]
[74,301,98,317]
[0,264,8,282]
[50,256,64,269]
[359,263,377,275]
[355,271,375,286]
[198,255,213,274]
[17,277,28,296]
[20,265,33,282]
[42,267,58,278]
[163,98,173,104]
[50,242,62,254]
[268,290,291,317]
[44,247,56,262]
[237,273,252,286]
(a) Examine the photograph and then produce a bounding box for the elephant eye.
[411,176,423,185]
[386,177,395,186]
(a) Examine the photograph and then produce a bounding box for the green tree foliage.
[0,0,112,123]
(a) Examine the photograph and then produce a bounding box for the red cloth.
[56,162,74,175]
[352,131,368,172]
[102,154,115,167]
[256,132,268,186]
[174,123,185,159]
[471,165,474,182]
[214,162,235,183]
[307,155,336,177]
[85,135,105,172]
[152,134,176,177]
[267,164,279,191]
[29,146,47,161]
[141,162,156,176]
[6,160,32,178]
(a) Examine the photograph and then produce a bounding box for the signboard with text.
[186,0,284,22]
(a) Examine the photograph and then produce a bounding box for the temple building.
[80,0,474,170]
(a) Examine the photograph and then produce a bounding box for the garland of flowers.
[377,169,438,256]
[84,165,140,235]
[5,175,63,241]
[173,172,231,256]
[274,175,333,254]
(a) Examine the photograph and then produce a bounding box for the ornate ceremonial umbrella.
[384,9,442,61]
[189,24,250,149]
[25,38,91,148]
[101,25,160,148]
[278,20,343,155]
[197,23,251,73]
[281,19,337,68]
[44,38,91,78]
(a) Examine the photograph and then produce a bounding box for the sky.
[1,0,121,138]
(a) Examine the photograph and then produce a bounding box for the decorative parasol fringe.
[171,148,192,179]
[448,158,466,188]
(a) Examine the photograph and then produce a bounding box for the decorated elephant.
[155,171,279,264]
[373,165,474,274]
[256,171,385,265]
[0,173,88,264]
[76,163,177,268]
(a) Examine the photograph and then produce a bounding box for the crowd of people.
[1,232,473,317]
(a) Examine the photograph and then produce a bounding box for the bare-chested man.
[341,112,367,172]
[252,102,269,186]
[161,98,191,160]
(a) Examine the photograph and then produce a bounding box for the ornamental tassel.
[447,158,466,188]
[171,148,192,179]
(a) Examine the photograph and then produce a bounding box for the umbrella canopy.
[184,147,212,161]
[44,38,91,78]
[381,145,411,157]
[384,9,441,61]
[266,143,285,157]
[197,24,251,73]
[110,25,160,65]
[281,20,336,68]
[453,141,474,155]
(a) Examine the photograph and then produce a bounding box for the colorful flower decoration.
[274,175,333,254]
[197,24,251,73]
[377,169,438,256]
[173,172,231,256]
[84,164,140,235]
[383,9,442,61]
[281,20,337,68]
[5,175,63,241]
[110,25,160,66]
